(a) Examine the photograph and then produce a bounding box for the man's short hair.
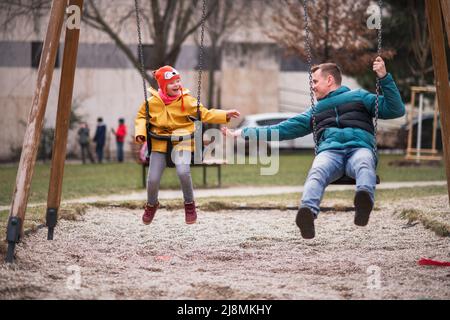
[311,63,342,86]
[97,117,103,122]
[119,118,125,124]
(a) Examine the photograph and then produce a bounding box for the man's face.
[312,69,334,100]
[166,78,182,96]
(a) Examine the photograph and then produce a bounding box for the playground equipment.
[4,0,450,263]
[405,86,442,162]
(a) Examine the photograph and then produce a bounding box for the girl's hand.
[136,135,146,144]
[221,127,242,137]
[226,109,241,121]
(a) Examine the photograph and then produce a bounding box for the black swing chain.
[134,0,207,158]
[134,0,152,152]
[191,0,207,164]
[374,0,383,156]
[303,0,319,156]
[196,0,207,120]
[304,0,382,157]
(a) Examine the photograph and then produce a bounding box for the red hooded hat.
[153,65,185,111]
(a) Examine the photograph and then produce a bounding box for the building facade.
[0,2,363,162]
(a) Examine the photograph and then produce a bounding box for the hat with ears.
[152,66,185,111]
[152,66,181,96]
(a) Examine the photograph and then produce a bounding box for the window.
[139,44,156,69]
[31,41,60,68]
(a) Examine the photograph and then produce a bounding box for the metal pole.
[203,166,207,187]
[416,93,424,163]
[432,96,439,153]
[406,90,416,159]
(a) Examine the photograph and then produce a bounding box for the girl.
[135,66,240,225]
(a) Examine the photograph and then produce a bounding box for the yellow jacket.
[135,87,228,153]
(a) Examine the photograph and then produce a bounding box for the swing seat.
[331,175,381,185]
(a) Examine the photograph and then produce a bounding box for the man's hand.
[373,56,387,79]
[136,135,146,144]
[221,127,242,137]
[226,109,241,121]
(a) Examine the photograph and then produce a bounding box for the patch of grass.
[195,185,449,205]
[0,209,8,221]
[329,186,448,203]
[90,201,142,210]
[0,163,144,206]
[399,209,450,237]
[59,204,89,221]
[0,209,8,254]
[84,186,449,213]
[200,201,245,211]
[0,153,446,206]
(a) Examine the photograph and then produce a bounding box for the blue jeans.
[116,141,124,162]
[301,148,377,216]
[96,143,104,163]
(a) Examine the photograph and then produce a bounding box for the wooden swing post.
[425,0,450,203]
[46,0,84,240]
[5,0,67,263]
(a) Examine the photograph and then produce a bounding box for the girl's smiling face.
[166,78,182,96]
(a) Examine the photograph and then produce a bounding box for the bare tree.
[1,0,217,84]
[407,0,433,86]
[202,0,248,107]
[266,0,394,76]
[83,0,218,84]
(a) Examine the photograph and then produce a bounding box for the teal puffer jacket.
[241,73,405,156]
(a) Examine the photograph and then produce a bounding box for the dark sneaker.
[354,190,374,226]
[142,202,159,225]
[184,201,197,224]
[296,207,316,239]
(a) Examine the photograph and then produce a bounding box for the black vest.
[313,102,374,141]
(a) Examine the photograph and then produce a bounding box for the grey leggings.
[147,151,194,205]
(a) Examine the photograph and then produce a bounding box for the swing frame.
[405,86,442,162]
[4,0,450,263]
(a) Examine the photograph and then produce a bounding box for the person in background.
[112,118,127,162]
[93,117,107,163]
[77,122,95,164]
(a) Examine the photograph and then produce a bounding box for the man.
[112,118,127,162]
[77,122,95,164]
[223,57,405,239]
[93,117,107,163]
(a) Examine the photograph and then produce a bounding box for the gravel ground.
[1,196,449,300]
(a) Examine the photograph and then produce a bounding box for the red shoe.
[184,201,197,224]
[142,202,159,225]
